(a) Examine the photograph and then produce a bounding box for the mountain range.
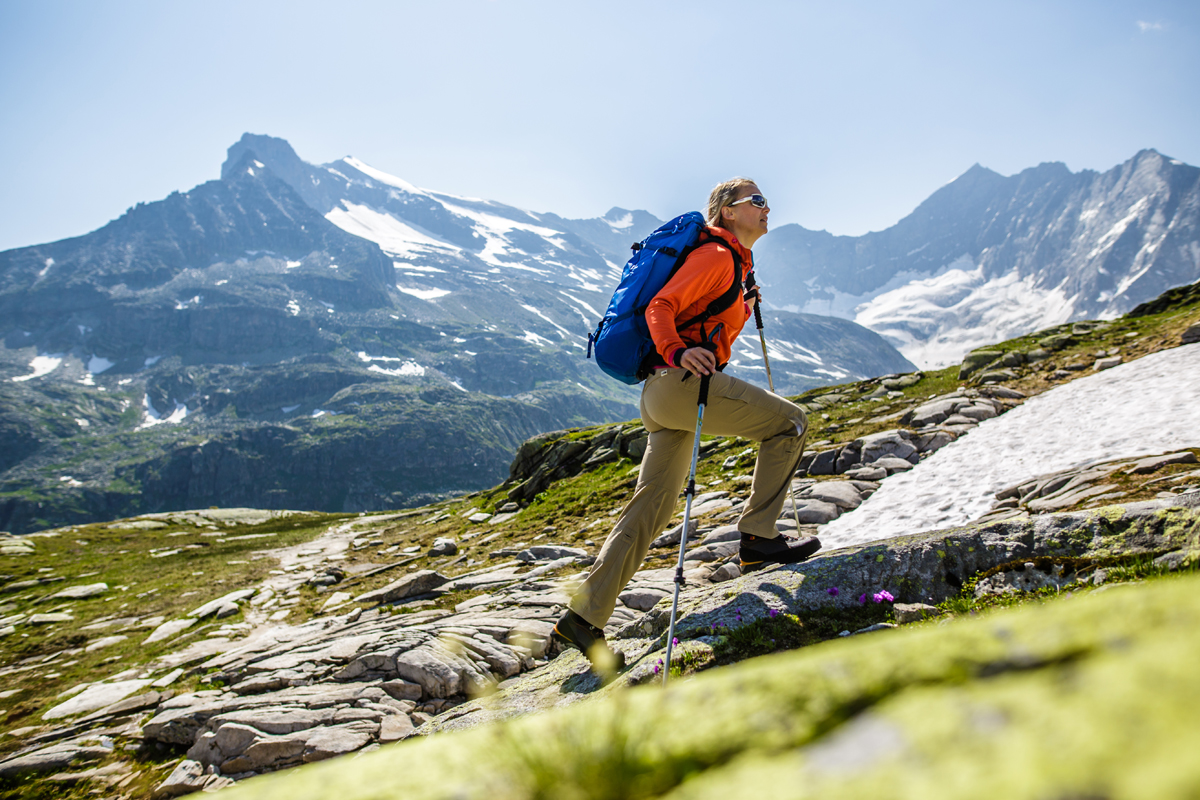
[753,149,1200,367]
[0,135,913,534]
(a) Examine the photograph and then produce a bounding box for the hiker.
[554,178,820,669]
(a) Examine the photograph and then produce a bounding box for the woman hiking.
[554,178,820,671]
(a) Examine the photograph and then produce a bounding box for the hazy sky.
[1,0,1198,252]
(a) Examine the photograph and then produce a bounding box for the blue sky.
[1,0,1197,252]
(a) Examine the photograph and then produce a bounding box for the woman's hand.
[745,286,763,310]
[679,346,718,376]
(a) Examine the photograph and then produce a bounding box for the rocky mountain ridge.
[754,149,1200,368]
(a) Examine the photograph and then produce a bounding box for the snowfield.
[820,343,1200,550]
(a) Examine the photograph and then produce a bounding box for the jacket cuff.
[669,347,685,368]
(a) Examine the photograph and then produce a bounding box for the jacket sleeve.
[645,244,737,366]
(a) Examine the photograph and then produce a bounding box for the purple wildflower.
[768,609,779,618]
[827,587,839,597]
[858,593,868,605]
[879,590,895,602]
[653,665,660,675]
[672,637,679,646]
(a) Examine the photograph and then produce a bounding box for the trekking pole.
[663,370,711,687]
[752,300,805,534]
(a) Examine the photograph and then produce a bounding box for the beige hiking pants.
[570,367,808,628]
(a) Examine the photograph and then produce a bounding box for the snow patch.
[12,355,63,382]
[287,300,300,316]
[326,202,461,258]
[281,405,300,413]
[139,394,187,428]
[286,260,302,269]
[340,157,428,196]
[821,343,1200,549]
[606,212,633,230]
[854,261,1075,370]
[88,355,114,374]
[399,286,451,300]
[521,331,554,347]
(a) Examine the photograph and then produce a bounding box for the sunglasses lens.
[751,194,767,208]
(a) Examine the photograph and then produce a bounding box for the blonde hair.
[706,177,757,227]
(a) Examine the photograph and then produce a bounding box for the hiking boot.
[739,532,821,572]
[552,609,626,673]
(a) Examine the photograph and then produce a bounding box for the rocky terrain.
[0,134,915,535]
[0,280,1196,799]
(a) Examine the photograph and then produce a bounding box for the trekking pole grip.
[698,373,711,406]
[753,302,764,331]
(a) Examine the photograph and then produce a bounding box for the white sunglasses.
[728,194,768,209]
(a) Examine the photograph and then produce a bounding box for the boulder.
[700,524,742,544]
[516,545,587,563]
[393,646,464,698]
[844,466,887,481]
[857,431,917,465]
[710,563,742,583]
[1094,356,1123,371]
[907,398,963,428]
[801,481,864,510]
[379,679,424,701]
[782,500,840,525]
[1182,324,1200,345]
[378,713,417,742]
[620,587,670,611]
[959,350,1002,379]
[429,538,458,556]
[152,759,209,798]
[893,603,941,624]
[806,448,844,476]
[873,457,915,475]
[504,621,556,659]
[651,519,698,549]
[355,570,449,605]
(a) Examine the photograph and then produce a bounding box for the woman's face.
[722,183,770,246]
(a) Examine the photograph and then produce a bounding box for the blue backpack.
[587,212,744,384]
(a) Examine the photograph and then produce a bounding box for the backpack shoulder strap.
[675,236,744,331]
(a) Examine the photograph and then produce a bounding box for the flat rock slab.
[43,679,153,720]
[47,583,108,600]
[145,618,197,644]
[356,571,449,605]
[189,589,256,618]
[1125,452,1198,474]
[0,742,113,778]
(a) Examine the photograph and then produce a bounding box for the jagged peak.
[221,134,305,182]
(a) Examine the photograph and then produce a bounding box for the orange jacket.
[645,226,754,368]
